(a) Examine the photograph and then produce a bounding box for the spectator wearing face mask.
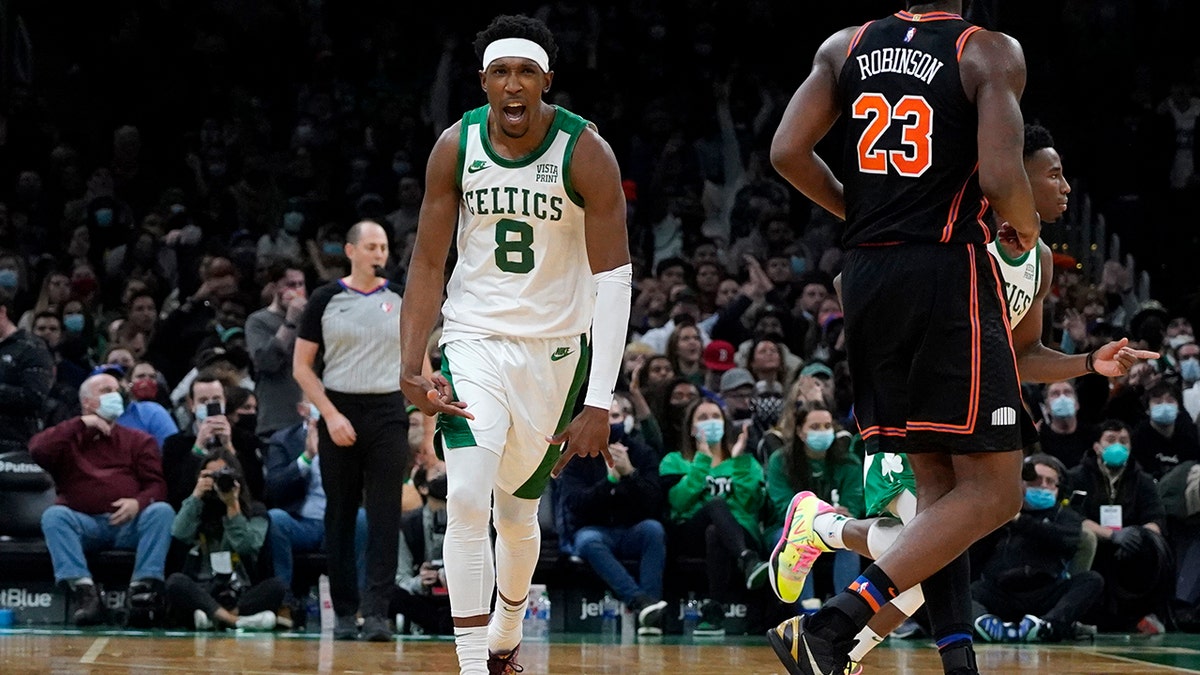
[553,392,668,636]
[30,372,174,626]
[0,287,54,453]
[1067,420,1171,632]
[971,455,1103,643]
[263,396,367,628]
[763,398,863,605]
[1039,380,1098,469]
[1132,382,1200,480]
[390,462,455,636]
[1177,341,1200,423]
[245,261,307,439]
[659,398,767,637]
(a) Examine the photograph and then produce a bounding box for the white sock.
[848,626,885,661]
[454,626,489,675]
[813,512,848,550]
[71,577,95,588]
[488,594,528,654]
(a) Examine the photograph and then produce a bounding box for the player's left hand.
[1090,338,1159,378]
[549,406,613,478]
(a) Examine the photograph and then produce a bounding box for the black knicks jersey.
[838,10,989,248]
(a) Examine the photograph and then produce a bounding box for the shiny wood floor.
[1,630,1199,673]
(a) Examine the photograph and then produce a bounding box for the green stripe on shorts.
[513,334,590,500]
[436,349,477,454]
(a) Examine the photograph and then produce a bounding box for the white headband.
[482,38,549,73]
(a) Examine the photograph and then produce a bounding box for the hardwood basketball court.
[2,628,1199,673]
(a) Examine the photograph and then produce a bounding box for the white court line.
[79,636,109,664]
[1094,649,1200,673]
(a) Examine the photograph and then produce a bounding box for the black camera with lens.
[211,466,239,493]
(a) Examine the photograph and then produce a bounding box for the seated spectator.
[1178,340,1200,422]
[621,359,666,457]
[1039,380,1098,469]
[1132,381,1200,480]
[1068,420,1172,632]
[391,462,453,636]
[0,287,54,453]
[972,455,1104,643]
[164,449,284,631]
[162,373,265,510]
[554,394,668,636]
[129,360,172,409]
[30,372,174,625]
[659,398,767,637]
[264,397,366,625]
[762,398,863,603]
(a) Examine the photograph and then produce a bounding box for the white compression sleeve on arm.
[584,263,633,410]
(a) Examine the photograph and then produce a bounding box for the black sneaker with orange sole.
[487,644,524,674]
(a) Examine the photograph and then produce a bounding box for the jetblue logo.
[0,588,52,608]
[991,407,1017,426]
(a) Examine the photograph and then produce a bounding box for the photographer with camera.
[389,462,453,635]
[164,448,285,631]
[162,373,265,510]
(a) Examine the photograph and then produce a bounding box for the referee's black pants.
[319,390,409,619]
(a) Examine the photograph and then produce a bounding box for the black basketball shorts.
[842,242,1023,455]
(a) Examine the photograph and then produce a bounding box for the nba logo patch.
[380,302,393,313]
[904,27,916,43]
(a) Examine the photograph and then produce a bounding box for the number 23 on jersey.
[853,93,933,177]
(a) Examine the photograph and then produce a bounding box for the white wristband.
[584,263,632,410]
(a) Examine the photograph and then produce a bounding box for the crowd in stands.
[0,0,1198,639]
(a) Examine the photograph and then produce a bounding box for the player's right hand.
[326,411,358,447]
[997,221,1038,254]
[401,374,473,420]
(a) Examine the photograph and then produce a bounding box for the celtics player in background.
[770,124,1158,671]
[400,14,631,675]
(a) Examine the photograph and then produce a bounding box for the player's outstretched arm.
[401,123,472,420]
[770,27,857,221]
[1011,244,1158,382]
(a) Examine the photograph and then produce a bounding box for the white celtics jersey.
[986,238,1043,328]
[441,105,594,343]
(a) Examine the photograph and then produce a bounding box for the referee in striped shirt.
[293,220,408,641]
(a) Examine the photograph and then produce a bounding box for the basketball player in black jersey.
[766,2,1041,674]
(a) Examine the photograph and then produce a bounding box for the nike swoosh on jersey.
[467,160,490,173]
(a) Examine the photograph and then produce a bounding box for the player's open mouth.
[503,103,526,123]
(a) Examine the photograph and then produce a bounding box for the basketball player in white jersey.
[399,14,631,675]
[771,124,1158,672]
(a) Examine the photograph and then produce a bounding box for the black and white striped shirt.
[297,279,403,394]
